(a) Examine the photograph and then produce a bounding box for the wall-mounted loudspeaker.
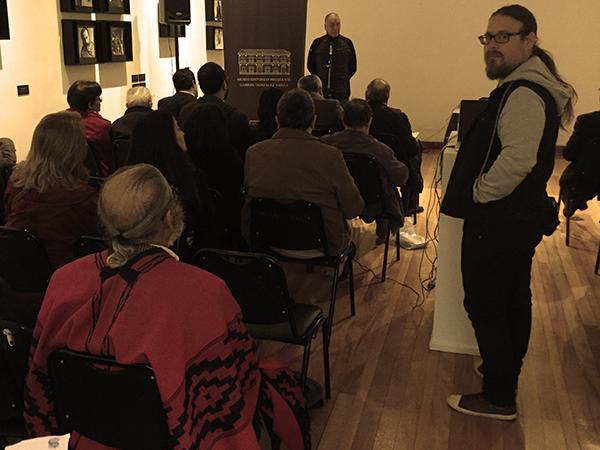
[158,0,191,25]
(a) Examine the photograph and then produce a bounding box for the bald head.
[366,79,391,104]
[324,12,341,37]
[98,164,184,266]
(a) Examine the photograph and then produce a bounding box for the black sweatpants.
[461,218,543,407]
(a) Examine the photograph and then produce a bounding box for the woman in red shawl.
[24,164,309,449]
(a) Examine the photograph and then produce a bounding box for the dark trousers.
[461,218,542,406]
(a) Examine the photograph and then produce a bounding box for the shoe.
[447,393,517,421]
[474,360,483,378]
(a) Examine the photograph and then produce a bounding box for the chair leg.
[382,224,390,282]
[348,254,355,316]
[595,242,600,275]
[566,213,571,247]
[322,322,331,399]
[300,339,312,390]
[325,266,340,345]
[395,228,400,261]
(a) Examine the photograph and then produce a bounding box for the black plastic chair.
[74,236,110,259]
[0,226,52,293]
[49,349,173,450]
[343,152,400,282]
[371,132,419,224]
[193,249,331,398]
[249,198,355,348]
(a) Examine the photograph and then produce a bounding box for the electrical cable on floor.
[352,257,421,304]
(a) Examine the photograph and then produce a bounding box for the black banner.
[222,0,308,119]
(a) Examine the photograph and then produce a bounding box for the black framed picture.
[205,0,222,22]
[60,0,94,13]
[93,0,131,14]
[96,21,133,63]
[0,0,9,40]
[62,20,98,65]
[206,26,223,50]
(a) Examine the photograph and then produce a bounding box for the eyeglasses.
[478,31,523,45]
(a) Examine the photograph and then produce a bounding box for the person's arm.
[307,38,318,74]
[562,115,585,161]
[347,38,357,78]
[377,143,409,186]
[473,87,545,204]
[330,150,365,218]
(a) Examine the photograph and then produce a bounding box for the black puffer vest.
[441,80,558,225]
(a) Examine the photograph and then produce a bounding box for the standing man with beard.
[307,13,356,101]
[442,5,576,420]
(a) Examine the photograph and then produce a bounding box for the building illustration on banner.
[238,49,291,76]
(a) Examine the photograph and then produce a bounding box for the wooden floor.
[260,149,600,450]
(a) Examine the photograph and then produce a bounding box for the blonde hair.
[11,111,88,192]
[98,164,183,268]
[126,86,153,109]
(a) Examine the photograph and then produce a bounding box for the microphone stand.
[326,43,333,98]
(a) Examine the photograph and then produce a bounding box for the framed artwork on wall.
[206,26,223,50]
[0,0,9,40]
[205,0,222,22]
[62,20,98,65]
[60,0,94,13]
[97,21,133,63]
[94,0,131,14]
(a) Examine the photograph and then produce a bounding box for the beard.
[485,52,517,80]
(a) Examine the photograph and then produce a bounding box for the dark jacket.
[179,94,250,158]
[109,106,153,167]
[559,110,600,211]
[313,96,344,133]
[157,91,197,124]
[323,129,408,228]
[368,101,419,161]
[307,34,356,100]
[441,80,558,225]
[4,179,100,271]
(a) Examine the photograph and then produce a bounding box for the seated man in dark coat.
[179,63,250,159]
[366,78,422,214]
[323,99,408,238]
[109,86,153,168]
[297,74,344,135]
[157,68,198,124]
[559,109,600,216]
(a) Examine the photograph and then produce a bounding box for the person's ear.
[524,32,536,53]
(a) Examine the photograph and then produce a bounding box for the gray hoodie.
[473,56,574,203]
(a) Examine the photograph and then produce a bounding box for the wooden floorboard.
[260,150,600,449]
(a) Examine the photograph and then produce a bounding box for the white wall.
[0,0,207,161]
[306,0,600,144]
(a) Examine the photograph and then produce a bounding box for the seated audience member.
[249,87,284,145]
[4,112,99,271]
[0,137,17,224]
[323,99,408,236]
[67,80,113,177]
[184,104,244,247]
[297,74,344,134]
[366,78,422,213]
[129,110,217,253]
[243,88,364,256]
[24,164,309,450]
[559,109,600,216]
[179,62,250,158]
[109,86,153,168]
[157,67,198,124]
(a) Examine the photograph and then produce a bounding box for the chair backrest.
[193,249,295,326]
[0,226,52,292]
[250,198,329,254]
[74,236,109,259]
[371,132,409,164]
[49,349,173,450]
[342,152,385,209]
